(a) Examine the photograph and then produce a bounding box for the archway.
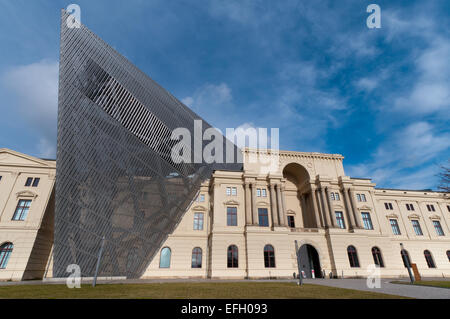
[298,244,322,278]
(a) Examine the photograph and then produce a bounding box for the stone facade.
[0,147,449,281]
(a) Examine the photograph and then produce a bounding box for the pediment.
[224,200,240,206]
[0,148,54,168]
[16,190,38,199]
[256,201,269,206]
[192,205,207,211]
[407,213,421,220]
[429,215,441,220]
[358,205,372,210]
[286,209,296,215]
[385,213,398,219]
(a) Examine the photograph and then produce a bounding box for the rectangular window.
[287,215,295,228]
[335,211,345,229]
[226,187,231,196]
[433,221,445,236]
[257,188,261,197]
[32,178,40,187]
[357,194,361,202]
[411,220,423,236]
[196,194,205,202]
[335,192,340,201]
[227,207,237,226]
[12,199,32,221]
[231,187,237,196]
[0,176,2,182]
[25,177,33,187]
[361,212,373,230]
[384,202,393,210]
[261,189,267,197]
[390,219,401,235]
[330,192,335,201]
[258,208,269,227]
[193,213,204,230]
[447,205,450,213]
[427,204,435,212]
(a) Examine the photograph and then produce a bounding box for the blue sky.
[0,0,449,190]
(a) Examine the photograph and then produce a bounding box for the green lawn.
[0,282,407,299]
[392,280,450,289]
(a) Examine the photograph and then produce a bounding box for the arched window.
[159,247,171,268]
[347,245,360,268]
[264,244,275,268]
[401,249,411,268]
[0,243,13,269]
[191,247,202,268]
[447,250,450,262]
[227,245,238,268]
[371,247,384,268]
[424,250,436,268]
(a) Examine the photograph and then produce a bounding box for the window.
[371,247,384,268]
[401,249,411,268]
[25,177,33,186]
[384,202,393,210]
[191,247,202,268]
[32,178,40,187]
[0,243,13,269]
[12,199,31,221]
[227,245,238,268]
[256,188,268,197]
[410,220,423,236]
[193,213,204,230]
[335,211,345,229]
[330,192,340,201]
[447,250,450,262]
[390,219,401,235]
[227,207,237,226]
[258,208,269,227]
[406,203,415,211]
[357,194,366,202]
[426,204,435,212]
[432,220,444,236]
[196,194,205,202]
[0,176,2,182]
[424,250,436,268]
[25,177,39,187]
[287,215,295,228]
[263,245,275,268]
[347,246,360,268]
[447,205,450,213]
[226,187,237,196]
[159,247,171,268]
[361,212,373,230]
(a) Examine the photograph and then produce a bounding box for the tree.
[438,160,450,193]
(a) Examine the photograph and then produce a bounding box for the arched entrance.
[298,244,322,278]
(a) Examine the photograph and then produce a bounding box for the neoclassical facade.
[0,147,449,281]
[142,148,450,279]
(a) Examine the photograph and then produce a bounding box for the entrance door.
[298,244,322,278]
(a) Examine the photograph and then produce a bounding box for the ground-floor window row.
[0,242,13,269]
[157,245,450,271]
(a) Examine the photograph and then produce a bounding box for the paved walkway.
[0,277,448,299]
[302,278,450,299]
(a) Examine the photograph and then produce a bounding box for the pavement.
[302,278,450,299]
[0,277,448,299]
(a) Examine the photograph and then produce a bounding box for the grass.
[0,282,407,299]
[392,280,450,289]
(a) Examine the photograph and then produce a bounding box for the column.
[275,184,283,226]
[300,193,308,228]
[342,187,356,229]
[315,188,326,227]
[310,186,322,228]
[349,188,362,228]
[325,187,337,227]
[280,185,287,226]
[244,182,252,225]
[320,187,332,227]
[296,191,304,228]
[269,184,279,226]
[251,183,258,225]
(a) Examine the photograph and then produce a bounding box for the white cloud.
[346,121,449,189]
[1,60,59,158]
[182,83,232,112]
